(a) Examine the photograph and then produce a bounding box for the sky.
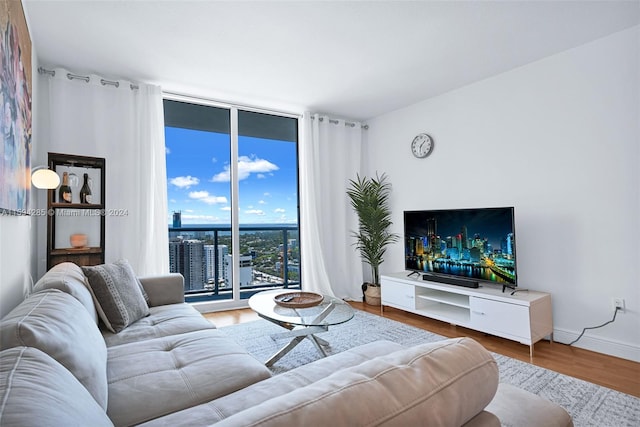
[165,127,299,225]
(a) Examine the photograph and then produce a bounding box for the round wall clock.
[411,133,434,158]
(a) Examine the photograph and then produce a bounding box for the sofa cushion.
[139,273,186,306]
[0,347,113,427]
[214,337,498,427]
[463,411,502,427]
[106,329,271,426]
[32,261,98,323]
[102,303,215,347]
[82,259,150,333]
[137,340,405,427]
[0,289,109,409]
[485,383,573,427]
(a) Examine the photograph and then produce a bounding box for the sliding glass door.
[237,111,300,297]
[164,99,300,304]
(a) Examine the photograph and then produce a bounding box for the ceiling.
[23,1,639,121]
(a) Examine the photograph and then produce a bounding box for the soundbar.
[422,274,479,289]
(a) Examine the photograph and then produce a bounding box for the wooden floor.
[204,302,640,398]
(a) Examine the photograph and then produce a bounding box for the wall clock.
[411,133,434,159]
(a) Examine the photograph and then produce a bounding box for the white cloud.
[165,146,171,154]
[257,174,266,179]
[211,168,230,182]
[263,192,271,197]
[258,200,266,205]
[245,209,266,216]
[169,176,199,189]
[189,191,228,205]
[274,208,285,213]
[220,206,231,211]
[211,156,279,182]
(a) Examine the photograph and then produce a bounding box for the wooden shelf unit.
[47,153,105,270]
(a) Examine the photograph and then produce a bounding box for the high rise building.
[425,217,436,236]
[168,238,205,291]
[168,239,183,274]
[204,245,215,281]
[183,240,205,291]
[225,254,253,288]
[204,245,229,287]
[460,225,469,249]
[505,233,515,258]
[172,211,182,228]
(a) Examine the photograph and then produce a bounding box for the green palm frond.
[347,173,399,285]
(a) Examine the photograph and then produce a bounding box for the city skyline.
[168,228,301,298]
[165,126,299,226]
[404,208,514,249]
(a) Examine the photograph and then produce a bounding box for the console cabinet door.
[470,297,531,344]
[381,279,415,310]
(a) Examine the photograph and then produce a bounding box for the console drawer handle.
[472,311,485,316]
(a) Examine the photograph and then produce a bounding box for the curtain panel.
[38,68,169,276]
[299,113,364,300]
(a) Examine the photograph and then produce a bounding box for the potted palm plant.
[346,173,399,305]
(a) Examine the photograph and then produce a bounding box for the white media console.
[381,272,553,357]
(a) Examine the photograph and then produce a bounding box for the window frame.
[163,93,302,311]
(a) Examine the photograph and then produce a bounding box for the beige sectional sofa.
[0,262,573,426]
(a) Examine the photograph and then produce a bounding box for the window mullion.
[230,108,240,301]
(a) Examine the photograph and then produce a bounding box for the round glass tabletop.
[248,289,354,327]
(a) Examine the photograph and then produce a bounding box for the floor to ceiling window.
[164,98,300,305]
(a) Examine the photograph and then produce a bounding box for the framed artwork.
[0,0,32,215]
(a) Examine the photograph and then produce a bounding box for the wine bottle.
[59,172,72,203]
[80,173,92,204]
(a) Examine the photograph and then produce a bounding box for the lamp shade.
[32,168,60,189]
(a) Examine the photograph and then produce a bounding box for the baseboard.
[553,328,640,363]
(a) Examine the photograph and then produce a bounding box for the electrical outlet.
[613,298,625,312]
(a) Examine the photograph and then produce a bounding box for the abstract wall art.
[0,0,32,215]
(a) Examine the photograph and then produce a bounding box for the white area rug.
[219,310,639,426]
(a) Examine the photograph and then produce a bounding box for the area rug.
[219,310,639,426]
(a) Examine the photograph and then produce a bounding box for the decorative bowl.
[274,292,324,308]
[70,233,88,248]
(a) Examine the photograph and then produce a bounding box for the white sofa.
[0,262,573,426]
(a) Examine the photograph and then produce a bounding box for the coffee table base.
[249,291,354,367]
[259,300,337,367]
[265,325,330,367]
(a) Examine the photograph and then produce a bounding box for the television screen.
[404,207,516,287]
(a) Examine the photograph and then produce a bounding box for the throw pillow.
[82,259,150,333]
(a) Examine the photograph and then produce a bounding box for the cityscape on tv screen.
[404,207,516,285]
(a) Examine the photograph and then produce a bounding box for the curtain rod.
[38,67,139,90]
[311,115,369,130]
[37,67,369,128]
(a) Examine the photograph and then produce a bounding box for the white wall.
[365,26,639,361]
[0,216,32,318]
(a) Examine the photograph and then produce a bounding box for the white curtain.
[39,68,169,276]
[299,113,364,300]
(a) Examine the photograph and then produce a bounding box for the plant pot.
[364,284,381,306]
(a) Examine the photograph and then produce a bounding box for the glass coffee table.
[248,289,355,367]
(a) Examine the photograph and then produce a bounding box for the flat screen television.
[404,207,516,289]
